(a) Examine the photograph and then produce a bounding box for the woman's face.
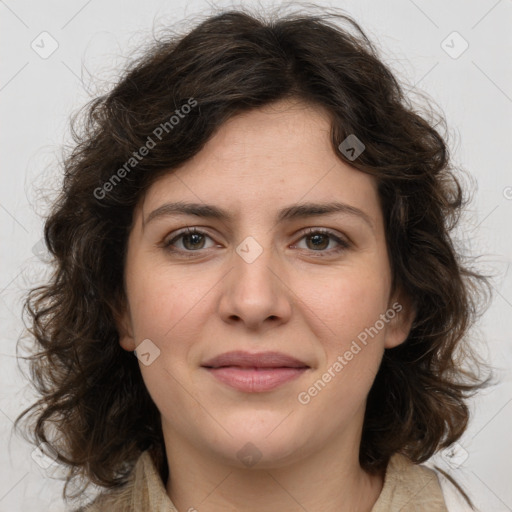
[118,99,414,469]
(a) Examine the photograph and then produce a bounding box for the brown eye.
[180,231,206,250]
[305,232,330,251]
[163,228,215,254]
[295,228,350,254]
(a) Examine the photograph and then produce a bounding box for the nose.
[217,236,293,332]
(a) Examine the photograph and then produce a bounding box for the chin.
[206,417,312,469]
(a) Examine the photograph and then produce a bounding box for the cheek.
[299,267,389,396]
[298,273,387,418]
[127,265,214,391]
[303,266,390,341]
[127,264,202,338]
[130,271,205,422]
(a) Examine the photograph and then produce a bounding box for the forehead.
[139,99,381,227]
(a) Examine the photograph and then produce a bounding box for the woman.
[16,5,492,511]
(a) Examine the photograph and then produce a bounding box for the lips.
[201,351,310,393]
[201,350,309,369]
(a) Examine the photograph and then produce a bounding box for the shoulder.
[74,482,135,512]
[75,451,176,512]
[371,453,449,512]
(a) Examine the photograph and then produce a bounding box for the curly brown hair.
[15,3,493,508]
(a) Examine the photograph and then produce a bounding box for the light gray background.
[1,0,511,511]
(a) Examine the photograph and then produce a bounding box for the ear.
[113,300,136,352]
[384,287,416,349]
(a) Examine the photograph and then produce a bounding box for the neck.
[163,428,384,512]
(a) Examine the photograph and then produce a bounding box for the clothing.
[80,450,449,511]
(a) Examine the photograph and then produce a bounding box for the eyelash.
[161,227,351,258]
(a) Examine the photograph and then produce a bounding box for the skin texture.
[117,98,415,512]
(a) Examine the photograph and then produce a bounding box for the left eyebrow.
[143,201,375,232]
